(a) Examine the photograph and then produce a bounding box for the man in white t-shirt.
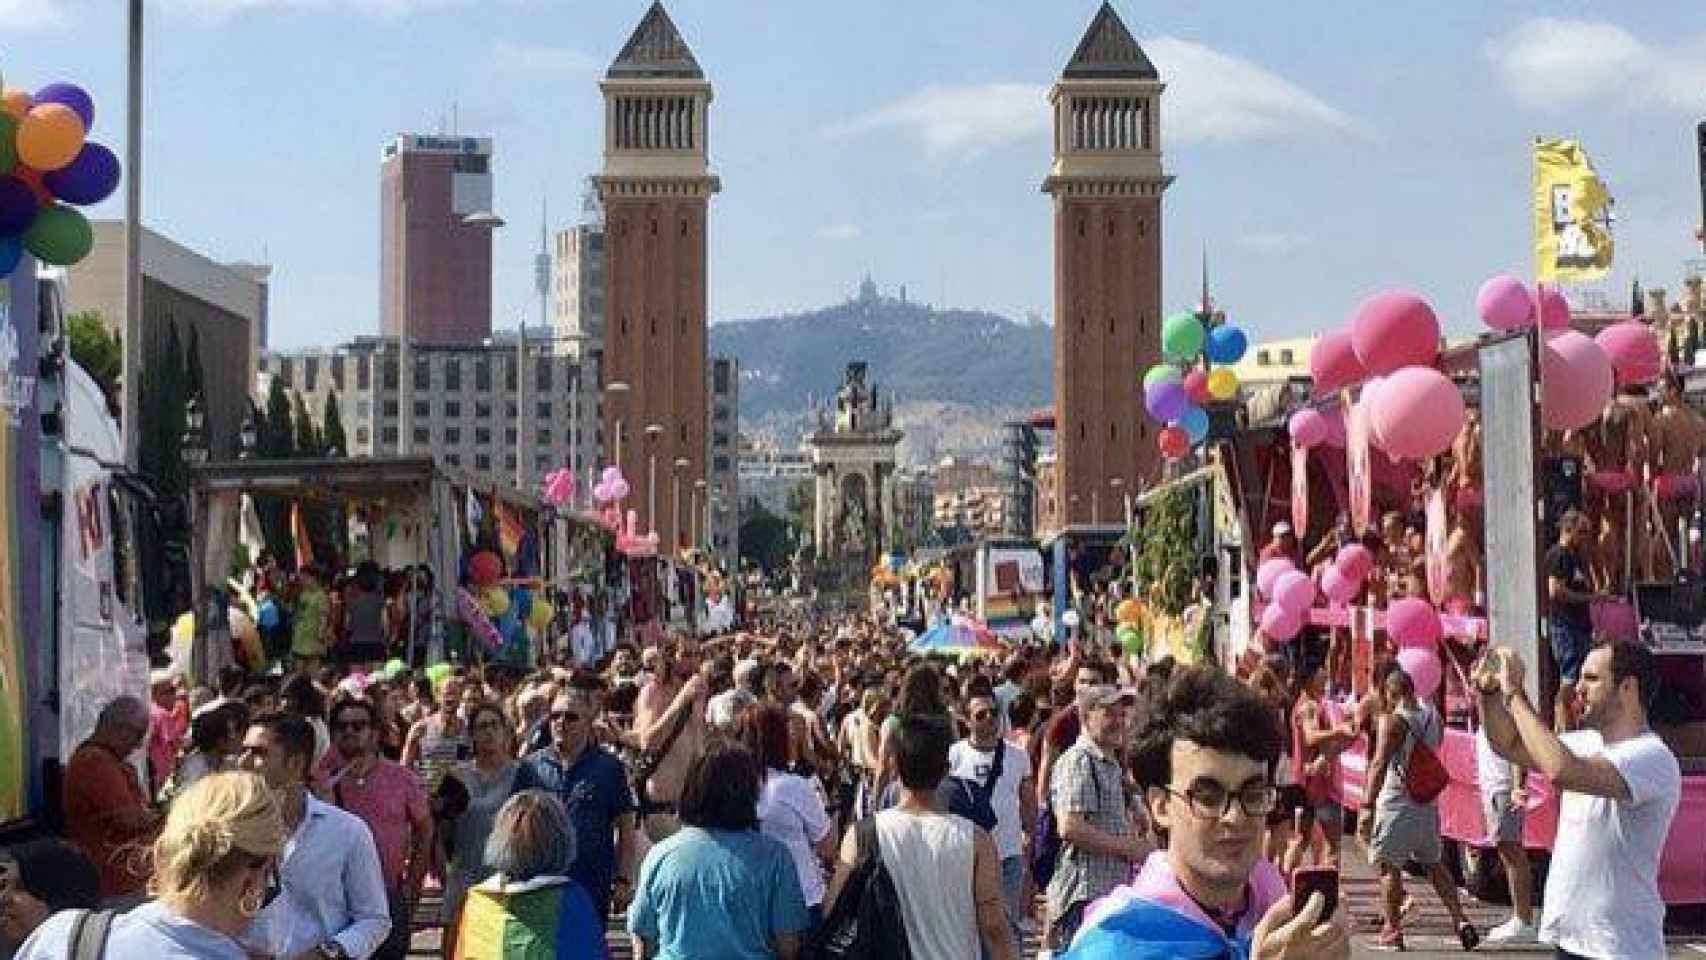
[1475,640,1680,960]
[950,689,1036,945]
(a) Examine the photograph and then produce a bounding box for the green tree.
[321,390,348,457]
[739,497,796,574]
[184,326,205,408]
[262,376,295,459]
[1130,487,1198,616]
[292,391,320,456]
[138,323,188,497]
[66,310,120,414]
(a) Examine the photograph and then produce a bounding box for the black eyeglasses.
[550,710,584,724]
[1166,781,1278,821]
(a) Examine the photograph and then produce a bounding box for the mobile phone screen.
[1291,867,1339,921]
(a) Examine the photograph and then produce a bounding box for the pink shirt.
[330,759,428,891]
[147,702,187,794]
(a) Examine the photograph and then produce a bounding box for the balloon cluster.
[1476,274,1633,431]
[1253,556,1315,642]
[592,466,630,503]
[1143,305,1249,461]
[0,78,120,274]
[540,467,577,507]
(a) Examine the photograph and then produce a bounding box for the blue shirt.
[18,902,249,959]
[241,793,392,959]
[512,743,634,913]
[627,827,810,960]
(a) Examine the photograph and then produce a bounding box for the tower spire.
[1200,243,1211,316]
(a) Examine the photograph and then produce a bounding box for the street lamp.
[672,457,690,551]
[180,394,209,468]
[605,380,630,471]
[694,478,708,548]
[644,423,664,535]
[238,403,259,461]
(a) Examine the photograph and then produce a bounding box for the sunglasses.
[549,710,584,723]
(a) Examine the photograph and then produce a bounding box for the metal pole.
[516,320,526,488]
[648,451,657,536]
[122,0,143,470]
[398,197,412,457]
[672,472,681,552]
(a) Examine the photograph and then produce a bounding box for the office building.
[379,134,499,346]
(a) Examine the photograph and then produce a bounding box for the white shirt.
[874,809,978,960]
[1540,729,1680,960]
[948,738,1032,860]
[1475,725,1514,799]
[241,793,393,959]
[570,620,600,668]
[757,770,832,906]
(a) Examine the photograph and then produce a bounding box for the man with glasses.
[1044,683,1146,952]
[326,697,431,960]
[950,689,1036,949]
[513,673,637,918]
[1062,665,1348,959]
[238,712,390,960]
[63,696,161,902]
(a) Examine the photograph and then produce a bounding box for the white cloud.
[824,38,1358,156]
[489,40,600,74]
[817,223,862,241]
[1237,231,1310,255]
[1486,18,1706,111]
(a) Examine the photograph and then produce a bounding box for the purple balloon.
[1145,379,1187,422]
[43,143,120,206]
[0,178,38,236]
[34,83,93,129]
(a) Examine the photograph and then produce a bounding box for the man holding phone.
[1060,665,1347,959]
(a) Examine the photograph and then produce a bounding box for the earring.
[238,885,263,919]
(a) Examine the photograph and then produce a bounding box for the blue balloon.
[1178,405,1210,443]
[0,235,19,276]
[256,598,280,629]
[1205,325,1249,365]
[514,587,533,622]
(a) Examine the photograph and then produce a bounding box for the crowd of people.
[0,597,1684,959]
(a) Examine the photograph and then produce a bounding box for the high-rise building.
[379,134,499,346]
[597,2,719,552]
[1044,4,1171,524]
[553,223,606,350]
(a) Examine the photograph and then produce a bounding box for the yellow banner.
[1533,138,1613,282]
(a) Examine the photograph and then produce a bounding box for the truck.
[1,265,158,837]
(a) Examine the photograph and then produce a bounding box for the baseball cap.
[1076,684,1138,711]
[1272,522,1292,537]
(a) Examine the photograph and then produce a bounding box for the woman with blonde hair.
[16,771,285,958]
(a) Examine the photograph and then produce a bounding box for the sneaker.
[1373,925,1406,951]
[1457,921,1481,951]
[1485,917,1537,944]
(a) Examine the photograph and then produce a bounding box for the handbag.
[631,701,693,816]
[1399,711,1449,804]
[68,909,115,960]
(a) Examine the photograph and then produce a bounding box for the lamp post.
[180,393,210,683]
[644,423,664,535]
[693,478,707,548]
[672,457,690,551]
[1091,489,1100,525]
[238,402,259,461]
[605,380,630,473]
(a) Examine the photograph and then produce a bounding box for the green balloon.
[23,204,92,266]
[1161,311,1205,361]
[0,115,15,176]
[1117,624,1144,655]
[1143,363,1182,388]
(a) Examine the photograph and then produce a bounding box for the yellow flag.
[1533,138,1614,282]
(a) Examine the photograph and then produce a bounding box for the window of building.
[536,428,551,444]
[304,357,319,391]
[536,402,551,419]
[445,400,461,418]
[536,457,550,473]
[475,359,491,390]
[383,400,398,418]
[713,361,730,393]
[476,427,491,444]
[713,431,730,448]
[537,359,552,390]
[357,356,370,390]
[475,402,491,418]
[505,359,517,391]
[476,454,491,470]
[714,455,730,471]
[382,426,398,444]
[414,401,429,418]
[505,427,517,444]
[414,358,430,390]
[713,407,730,422]
[357,399,371,419]
[413,427,429,444]
[331,356,345,390]
[445,361,461,391]
[356,426,369,444]
[1257,350,1271,366]
[505,455,517,471]
[446,453,461,466]
[383,359,398,390]
[506,404,517,418]
[1279,349,1294,365]
[445,427,461,444]
[279,357,295,384]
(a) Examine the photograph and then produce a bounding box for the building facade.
[596,2,719,553]
[63,222,265,461]
[379,134,498,346]
[707,355,739,561]
[1045,4,1171,525]
[552,223,606,349]
[738,435,813,515]
[809,363,902,559]
[260,337,590,489]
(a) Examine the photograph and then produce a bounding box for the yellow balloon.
[1207,367,1239,400]
[480,586,511,618]
[528,600,555,630]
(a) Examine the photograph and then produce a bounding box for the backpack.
[1399,710,1450,804]
[1030,803,1061,888]
[67,909,116,960]
[803,817,912,960]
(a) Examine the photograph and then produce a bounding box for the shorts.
[1305,799,1343,831]
[1268,784,1308,827]
[1549,619,1591,683]
[1370,802,1443,868]
[1482,790,1524,845]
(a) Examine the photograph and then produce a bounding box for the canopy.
[910,619,1006,658]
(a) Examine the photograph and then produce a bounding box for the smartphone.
[1291,867,1339,921]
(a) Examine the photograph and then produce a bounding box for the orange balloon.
[17,103,85,172]
[0,88,31,120]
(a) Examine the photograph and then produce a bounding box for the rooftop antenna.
[451,101,459,135]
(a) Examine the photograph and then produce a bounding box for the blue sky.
[6,1,1706,351]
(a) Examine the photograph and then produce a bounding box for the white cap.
[1273,522,1293,537]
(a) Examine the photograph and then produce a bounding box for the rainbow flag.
[453,875,609,959]
[496,500,526,561]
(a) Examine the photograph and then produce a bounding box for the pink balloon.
[1370,366,1464,460]
[1310,330,1366,394]
[1533,285,1571,330]
[1351,290,1440,376]
[1261,603,1303,642]
[1595,321,1662,387]
[1320,406,1347,448]
[1476,274,1534,332]
[1289,408,1328,448]
[1541,331,1614,431]
[1387,597,1442,649]
[1256,557,1295,600]
[1183,368,1212,404]
[1274,570,1317,614]
[1396,647,1443,700]
[1321,565,1358,604]
[1335,543,1375,580]
[1359,375,1390,449]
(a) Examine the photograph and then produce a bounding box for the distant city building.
[63,221,265,460]
[597,2,719,552]
[552,222,606,351]
[1045,5,1170,522]
[893,468,934,545]
[809,362,903,559]
[379,133,498,346]
[707,356,739,560]
[1033,450,1061,538]
[1000,420,1040,537]
[738,435,813,515]
[260,336,589,490]
[930,453,1007,539]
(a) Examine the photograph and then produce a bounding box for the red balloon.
[1309,329,1366,394]
[1183,368,1212,404]
[468,550,503,587]
[1158,425,1190,460]
[1350,290,1440,376]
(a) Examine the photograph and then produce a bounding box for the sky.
[5,1,1706,352]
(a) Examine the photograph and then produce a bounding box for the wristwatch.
[317,942,349,960]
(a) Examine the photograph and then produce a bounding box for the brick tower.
[597,2,719,551]
[1044,3,1171,525]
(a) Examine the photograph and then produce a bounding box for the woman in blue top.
[628,740,811,960]
[18,771,285,959]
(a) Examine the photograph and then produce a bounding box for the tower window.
[650,219,658,236]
